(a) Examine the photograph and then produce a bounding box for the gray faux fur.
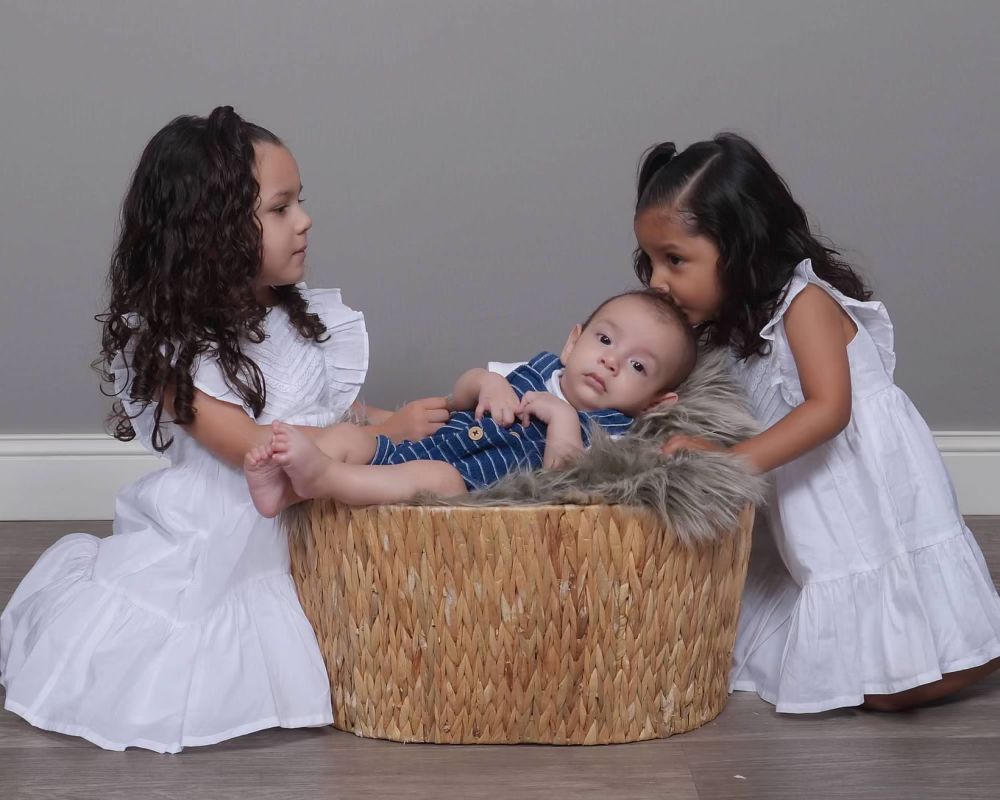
[420,348,766,544]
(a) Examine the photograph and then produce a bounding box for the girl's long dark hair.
[633,133,870,359]
[96,106,327,452]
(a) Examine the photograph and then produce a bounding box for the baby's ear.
[560,324,583,363]
[645,391,679,412]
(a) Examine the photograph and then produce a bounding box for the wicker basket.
[288,502,753,745]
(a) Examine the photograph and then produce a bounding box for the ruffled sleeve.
[301,287,369,422]
[759,260,896,407]
[189,352,255,416]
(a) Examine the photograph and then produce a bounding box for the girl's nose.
[651,274,670,294]
[298,209,312,233]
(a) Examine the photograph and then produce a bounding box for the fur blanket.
[419,348,765,544]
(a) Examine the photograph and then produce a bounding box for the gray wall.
[1,0,998,432]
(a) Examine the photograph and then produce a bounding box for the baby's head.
[559,290,697,417]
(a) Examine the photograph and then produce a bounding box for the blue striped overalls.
[369,351,633,489]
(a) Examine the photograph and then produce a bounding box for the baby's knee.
[424,463,468,498]
[316,422,376,464]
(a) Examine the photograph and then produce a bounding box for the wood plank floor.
[2,518,999,800]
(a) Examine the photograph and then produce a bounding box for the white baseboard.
[0,435,166,521]
[0,432,998,521]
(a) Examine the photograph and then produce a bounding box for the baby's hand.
[541,437,583,470]
[516,391,577,428]
[660,435,723,456]
[380,397,451,442]
[475,374,519,427]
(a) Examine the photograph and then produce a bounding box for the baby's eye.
[598,334,611,345]
[631,361,646,374]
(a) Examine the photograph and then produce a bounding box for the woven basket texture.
[288,501,753,744]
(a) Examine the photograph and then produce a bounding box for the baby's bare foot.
[244,443,296,518]
[271,420,334,499]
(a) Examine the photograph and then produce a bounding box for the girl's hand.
[516,391,577,428]
[375,396,451,442]
[660,435,724,456]
[475,374,520,427]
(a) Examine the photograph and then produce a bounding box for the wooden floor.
[2,519,999,800]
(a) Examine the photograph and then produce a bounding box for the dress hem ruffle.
[731,642,1000,713]
[729,525,1000,713]
[1,695,333,754]
[1,534,334,753]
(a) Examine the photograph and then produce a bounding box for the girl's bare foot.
[244,443,297,518]
[271,420,336,499]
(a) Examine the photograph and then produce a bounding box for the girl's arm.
[731,285,853,472]
[174,390,324,469]
[354,402,393,425]
[356,397,451,442]
[665,285,854,474]
[181,391,450,468]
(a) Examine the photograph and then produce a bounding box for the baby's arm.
[664,285,854,473]
[517,391,585,469]
[451,368,519,426]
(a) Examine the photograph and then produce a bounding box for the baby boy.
[245,289,696,516]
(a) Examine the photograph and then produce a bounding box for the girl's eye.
[598,334,611,345]
[667,253,682,266]
[631,361,646,374]
[274,205,288,215]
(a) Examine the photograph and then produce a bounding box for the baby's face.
[559,295,684,416]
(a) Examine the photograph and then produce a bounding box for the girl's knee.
[863,658,1000,712]
[862,694,909,712]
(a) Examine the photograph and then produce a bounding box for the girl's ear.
[644,391,679,412]
[560,324,584,363]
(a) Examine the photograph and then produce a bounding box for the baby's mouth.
[583,373,606,392]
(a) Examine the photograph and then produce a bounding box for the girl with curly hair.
[633,133,1000,713]
[0,106,447,753]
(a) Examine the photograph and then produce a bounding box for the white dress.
[729,261,1000,712]
[0,288,368,752]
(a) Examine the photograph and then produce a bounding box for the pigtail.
[636,142,677,206]
[633,142,678,286]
